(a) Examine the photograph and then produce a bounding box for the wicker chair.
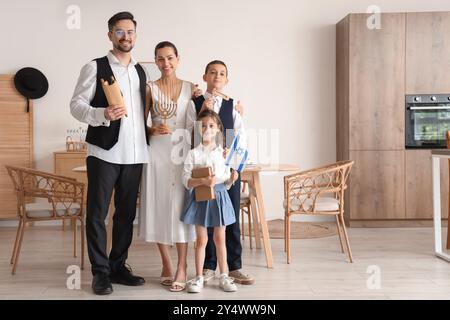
[5,165,85,274]
[283,160,354,263]
[240,181,254,249]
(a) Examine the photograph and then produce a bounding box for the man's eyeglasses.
[113,29,136,39]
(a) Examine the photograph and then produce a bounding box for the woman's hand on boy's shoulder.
[235,100,244,116]
[192,84,203,98]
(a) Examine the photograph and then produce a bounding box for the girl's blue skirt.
[180,183,236,227]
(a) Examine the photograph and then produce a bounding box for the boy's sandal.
[160,276,173,286]
[169,281,186,292]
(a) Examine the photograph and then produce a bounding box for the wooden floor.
[1,225,450,300]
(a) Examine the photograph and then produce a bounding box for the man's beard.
[115,42,133,53]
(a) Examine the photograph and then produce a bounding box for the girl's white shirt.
[182,143,232,190]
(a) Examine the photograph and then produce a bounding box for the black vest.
[85,56,148,150]
[192,95,235,148]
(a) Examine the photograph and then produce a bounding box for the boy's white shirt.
[185,92,247,149]
[182,144,233,190]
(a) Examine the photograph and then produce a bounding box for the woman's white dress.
[139,80,196,245]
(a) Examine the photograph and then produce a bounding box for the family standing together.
[70,11,253,295]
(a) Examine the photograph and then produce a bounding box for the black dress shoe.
[92,273,113,295]
[110,264,145,286]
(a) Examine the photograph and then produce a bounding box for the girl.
[181,109,238,293]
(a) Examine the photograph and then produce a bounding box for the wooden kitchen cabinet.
[406,12,450,94]
[405,150,449,219]
[0,75,33,220]
[336,15,350,162]
[348,151,405,222]
[337,12,450,225]
[337,13,406,152]
[337,14,406,225]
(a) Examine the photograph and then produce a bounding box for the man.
[70,11,148,295]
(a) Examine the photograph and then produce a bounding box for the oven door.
[406,105,450,148]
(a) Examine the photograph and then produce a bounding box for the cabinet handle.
[410,106,450,110]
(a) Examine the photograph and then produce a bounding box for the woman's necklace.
[156,78,181,103]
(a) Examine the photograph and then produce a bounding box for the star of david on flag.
[225,132,249,173]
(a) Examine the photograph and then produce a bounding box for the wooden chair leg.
[12,220,26,274]
[250,196,261,249]
[80,218,85,270]
[284,214,287,253]
[250,204,259,250]
[335,215,345,253]
[286,215,291,264]
[73,218,77,258]
[339,214,353,263]
[248,205,253,250]
[284,215,287,257]
[11,219,23,264]
[241,207,245,241]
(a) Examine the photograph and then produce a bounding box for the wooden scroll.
[101,76,127,116]
[215,90,230,101]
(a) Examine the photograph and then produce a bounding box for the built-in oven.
[406,94,450,149]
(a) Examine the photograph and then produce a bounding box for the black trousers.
[204,175,242,272]
[85,156,143,276]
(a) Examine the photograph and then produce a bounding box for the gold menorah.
[152,78,177,125]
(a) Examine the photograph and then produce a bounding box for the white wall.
[2,0,450,222]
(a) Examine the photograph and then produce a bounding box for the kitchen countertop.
[431,149,450,156]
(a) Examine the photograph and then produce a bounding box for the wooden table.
[431,150,450,262]
[241,164,300,269]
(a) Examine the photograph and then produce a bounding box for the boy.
[186,60,254,285]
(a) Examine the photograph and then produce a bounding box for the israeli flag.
[225,133,249,173]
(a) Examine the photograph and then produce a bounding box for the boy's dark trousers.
[204,175,242,271]
[85,156,143,276]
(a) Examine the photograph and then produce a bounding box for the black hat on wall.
[14,67,49,112]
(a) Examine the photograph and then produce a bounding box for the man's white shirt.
[70,51,149,164]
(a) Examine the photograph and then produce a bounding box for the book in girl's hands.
[192,167,215,202]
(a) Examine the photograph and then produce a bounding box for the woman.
[139,41,201,292]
